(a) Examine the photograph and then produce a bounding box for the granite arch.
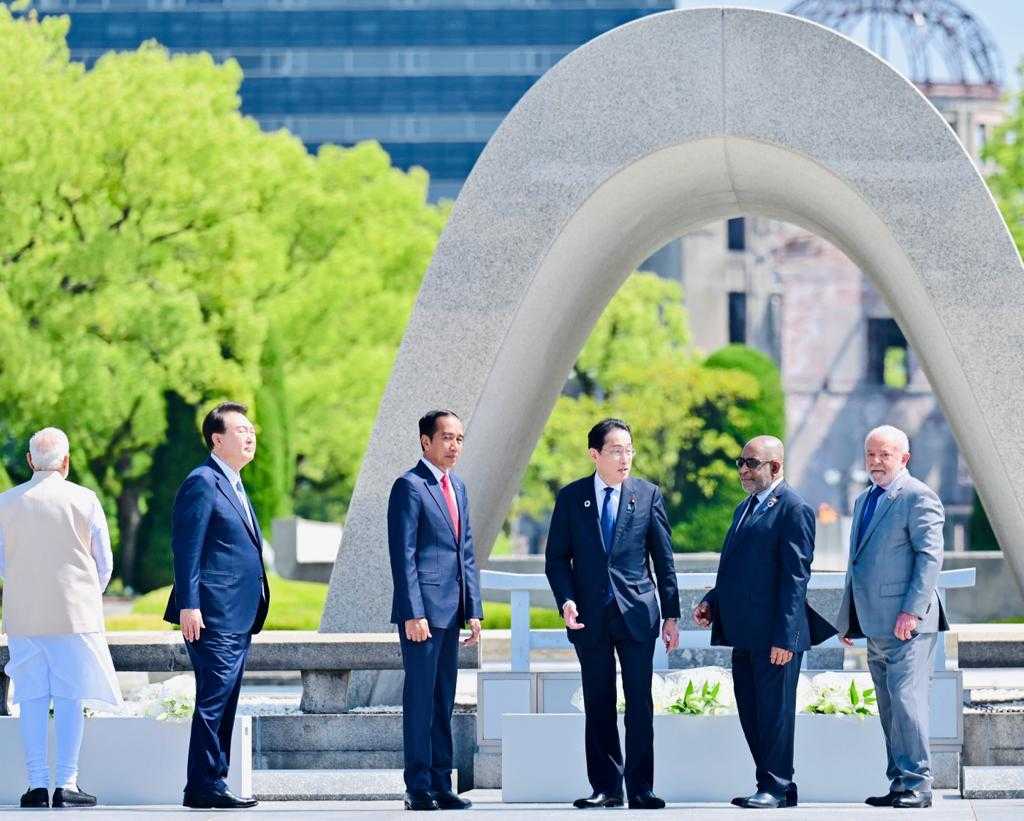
[322,7,1024,632]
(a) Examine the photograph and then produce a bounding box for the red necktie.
[440,473,460,542]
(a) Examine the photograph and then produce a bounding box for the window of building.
[867,318,909,388]
[727,217,745,251]
[728,292,747,344]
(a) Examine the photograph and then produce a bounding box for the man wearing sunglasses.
[693,435,835,809]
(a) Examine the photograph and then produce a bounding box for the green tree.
[134,393,208,592]
[0,8,446,581]
[247,329,294,534]
[673,344,785,551]
[513,273,762,552]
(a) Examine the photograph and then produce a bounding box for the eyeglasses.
[602,447,636,459]
[735,457,769,470]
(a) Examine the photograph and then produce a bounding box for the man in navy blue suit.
[694,435,835,810]
[387,410,483,811]
[164,402,270,809]
[545,419,680,810]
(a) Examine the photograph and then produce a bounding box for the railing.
[480,568,977,672]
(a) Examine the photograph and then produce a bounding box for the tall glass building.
[36,0,673,199]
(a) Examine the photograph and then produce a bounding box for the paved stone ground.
[0,790,1022,819]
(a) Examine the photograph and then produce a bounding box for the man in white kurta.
[0,427,121,808]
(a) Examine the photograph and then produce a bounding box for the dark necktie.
[601,486,616,554]
[858,485,886,544]
[738,493,759,529]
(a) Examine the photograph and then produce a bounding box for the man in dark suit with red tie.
[387,410,483,811]
[545,419,680,810]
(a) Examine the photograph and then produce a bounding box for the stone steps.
[961,766,1024,799]
[250,712,477,792]
[253,768,405,801]
[256,748,405,770]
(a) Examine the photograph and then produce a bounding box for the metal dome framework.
[788,0,1003,88]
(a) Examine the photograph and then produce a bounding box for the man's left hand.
[894,611,919,641]
[662,618,679,652]
[462,618,482,646]
[769,646,794,666]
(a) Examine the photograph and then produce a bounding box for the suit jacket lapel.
[747,481,785,527]
[417,461,459,545]
[850,490,867,558]
[721,501,746,555]
[608,477,635,555]
[207,458,260,548]
[583,477,605,552]
[859,473,907,549]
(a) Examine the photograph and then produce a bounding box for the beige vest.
[0,472,105,635]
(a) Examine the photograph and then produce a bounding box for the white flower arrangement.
[570,669,877,718]
[94,674,197,722]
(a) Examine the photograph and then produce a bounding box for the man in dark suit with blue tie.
[164,402,270,809]
[694,435,835,809]
[545,419,680,810]
[387,410,483,811]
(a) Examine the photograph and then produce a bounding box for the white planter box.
[0,716,251,805]
[502,713,888,803]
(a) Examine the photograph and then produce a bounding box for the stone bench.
[0,631,480,715]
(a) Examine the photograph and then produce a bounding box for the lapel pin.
[765,497,777,509]
[584,500,591,508]
[627,496,636,513]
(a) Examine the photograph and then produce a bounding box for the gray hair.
[865,425,910,454]
[29,427,70,471]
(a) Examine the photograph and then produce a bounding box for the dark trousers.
[184,630,251,793]
[573,603,656,798]
[399,625,460,794]
[732,647,803,799]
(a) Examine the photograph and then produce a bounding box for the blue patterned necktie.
[858,484,885,544]
[601,486,616,554]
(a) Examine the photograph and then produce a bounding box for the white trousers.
[17,696,84,790]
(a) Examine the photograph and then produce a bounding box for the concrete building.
[673,1,1008,549]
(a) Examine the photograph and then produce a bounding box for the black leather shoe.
[785,785,798,807]
[628,791,665,809]
[573,791,624,808]
[866,790,907,807]
[19,788,48,808]
[432,790,471,810]
[182,788,258,809]
[893,790,932,809]
[53,786,97,807]
[735,791,793,809]
[404,791,439,811]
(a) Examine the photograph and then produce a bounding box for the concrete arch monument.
[321,7,1024,634]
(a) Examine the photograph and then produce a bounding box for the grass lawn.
[127,573,329,631]
[104,575,563,631]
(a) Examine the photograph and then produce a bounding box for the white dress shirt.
[211,453,254,531]
[594,472,622,529]
[737,476,784,529]
[419,456,448,483]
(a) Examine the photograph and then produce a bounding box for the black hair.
[202,401,249,450]
[418,409,461,442]
[587,418,631,451]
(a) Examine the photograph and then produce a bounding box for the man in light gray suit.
[833,425,947,810]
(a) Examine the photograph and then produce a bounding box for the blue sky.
[673,1,1024,89]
